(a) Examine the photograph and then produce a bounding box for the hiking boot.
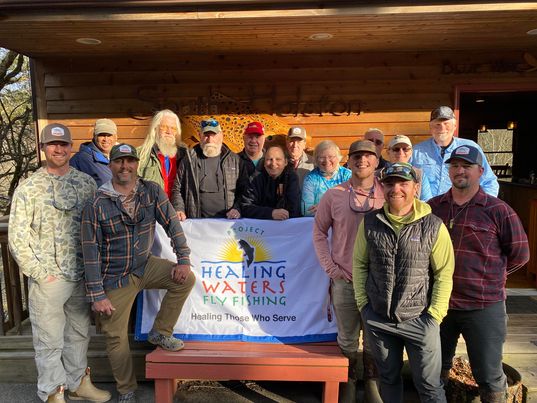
[46,385,65,403]
[67,367,111,402]
[118,391,136,403]
[148,329,184,351]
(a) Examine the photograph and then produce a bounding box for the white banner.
[135,217,337,343]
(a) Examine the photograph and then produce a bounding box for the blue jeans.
[441,301,507,394]
[362,305,446,403]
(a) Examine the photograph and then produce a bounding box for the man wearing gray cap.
[81,143,194,403]
[70,118,118,187]
[286,126,314,189]
[9,124,110,402]
[314,140,384,402]
[412,106,498,198]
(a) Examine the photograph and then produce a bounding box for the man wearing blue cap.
[412,106,498,198]
[429,145,529,403]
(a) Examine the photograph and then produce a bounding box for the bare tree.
[0,49,38,215]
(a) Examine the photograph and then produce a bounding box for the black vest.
[364,209,441,322]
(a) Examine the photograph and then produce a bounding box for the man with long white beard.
[171,118,248,220]
[137,109,187,199]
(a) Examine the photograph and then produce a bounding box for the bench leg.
[322,381,339,403]
[154,379,177,403]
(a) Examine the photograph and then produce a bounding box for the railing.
[0,216,29,335]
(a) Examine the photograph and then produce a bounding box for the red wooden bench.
[146,341,348,403]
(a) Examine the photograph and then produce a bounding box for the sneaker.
[67,367,111,402]
[118,391,136,403]
[147,329,184,351]
[46,385,65,403]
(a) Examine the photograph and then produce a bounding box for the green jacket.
[353,199,454,323]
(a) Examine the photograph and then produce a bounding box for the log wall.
[33,51,537,158]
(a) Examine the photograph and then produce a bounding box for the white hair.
[313,140,342,167]
[138,109,182,172]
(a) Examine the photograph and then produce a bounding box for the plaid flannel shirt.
[81,179,190,302]
[429,188,529,310]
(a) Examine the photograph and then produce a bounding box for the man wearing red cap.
[239,121,266,176]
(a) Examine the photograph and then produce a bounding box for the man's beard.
[202,143,222,158]
[156,136,177,157]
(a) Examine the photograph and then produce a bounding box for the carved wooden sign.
[133,86,362,118]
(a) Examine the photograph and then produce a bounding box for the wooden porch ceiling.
[1,2,537,58]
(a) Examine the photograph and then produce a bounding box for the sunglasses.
[367,138,383,146]
[201,119,219,128]
[349,185,375,213]
[51,181,79,212]
[380,164,418,182]
[391,146,412,153]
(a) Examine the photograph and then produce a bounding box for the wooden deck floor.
[2,293,537,399]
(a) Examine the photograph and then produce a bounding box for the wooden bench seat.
[146,341,348,403]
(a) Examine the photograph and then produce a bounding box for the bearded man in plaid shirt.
[429,145,529,403]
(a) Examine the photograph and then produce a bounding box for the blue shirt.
[301,166,352,216]
[412,137,499,198]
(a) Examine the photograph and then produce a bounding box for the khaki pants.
[29,278,90,401]
[99,255,195,394]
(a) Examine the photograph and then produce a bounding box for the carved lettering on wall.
[131,85,361,118]
[441,59,532,75]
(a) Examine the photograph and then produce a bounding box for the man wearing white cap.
[70,118,118,187]
[9,124,110,403]
[286,126,314,189]
[386,134,432,201]
[412,106,498,198]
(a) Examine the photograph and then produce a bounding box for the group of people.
[7,105,529,403]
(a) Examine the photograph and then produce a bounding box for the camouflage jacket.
[8,167,96,281]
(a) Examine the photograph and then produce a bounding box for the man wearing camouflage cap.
[9,123,110,402]
[81,143,194,403]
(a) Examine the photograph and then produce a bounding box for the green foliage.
[0,48,38,215]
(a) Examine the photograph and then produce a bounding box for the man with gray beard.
[137,109,187,199]
[171,118,248,220]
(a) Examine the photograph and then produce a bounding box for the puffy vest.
[364,209,441,322]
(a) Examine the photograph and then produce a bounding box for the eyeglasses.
[51,181,79,212]
[318,155,338,162]
[391,146,412,153]
[201,119,219,128]
[159,124,178,133]
[367,138,383,146]
[380,164,418,182]
[349,185,375,213]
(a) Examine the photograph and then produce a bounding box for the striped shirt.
[81,178,190,302]
[429,188,529,310]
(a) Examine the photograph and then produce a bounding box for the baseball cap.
[201,119,222,134]
[287,126,307,140]
[380,162,418,183]
[430,106,455,121]
[348,140,378,157]
[94,118,117,136]
[109,143,139,161]
[244,121,265,136]
[41,123,73,144]
[445,145,483,167]
[388,135,412,149]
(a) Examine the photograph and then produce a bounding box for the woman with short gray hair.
[301,140,351,216]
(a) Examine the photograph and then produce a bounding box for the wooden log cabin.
[2,1,537,393]
[1,1,537,284]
